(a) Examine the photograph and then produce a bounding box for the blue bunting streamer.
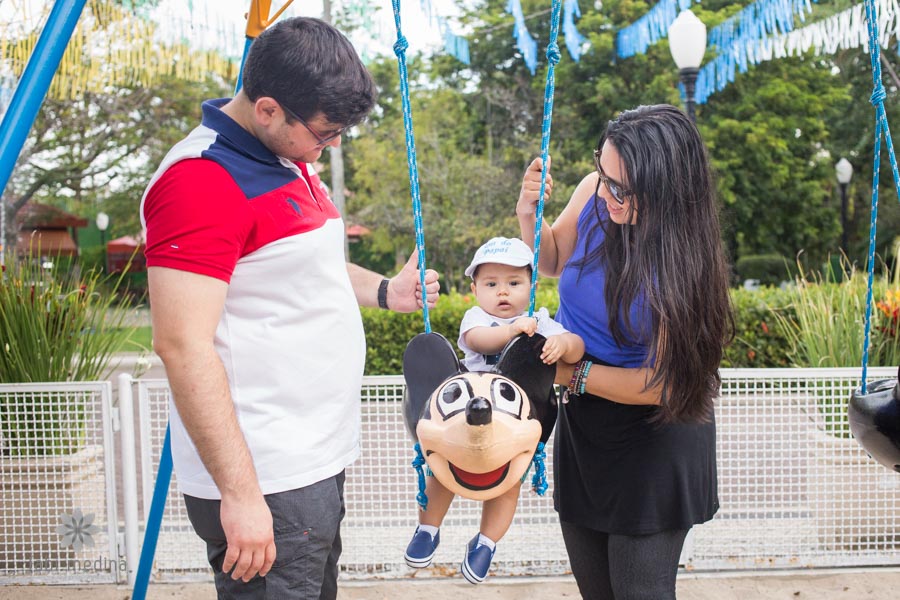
[563,0,589,62]
[507,0,539,74]
[697,0,818,103]
[708,0,815,51]
[617,0,823,102]
[444,26,471,65]
[616,0,701,60]
[416,0,470,65]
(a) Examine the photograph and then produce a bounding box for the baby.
[404,237,584,583]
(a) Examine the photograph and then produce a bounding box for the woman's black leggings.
[560,521,689,600]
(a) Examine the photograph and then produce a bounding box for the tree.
[826,45,900,267]
[1,75,229,248]
[701,56,851,268]
[0,0,234,255]
[346,58,522,291]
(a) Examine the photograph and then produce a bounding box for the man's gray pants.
[184,470,346,599]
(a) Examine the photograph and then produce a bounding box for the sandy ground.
[3,569,900,599]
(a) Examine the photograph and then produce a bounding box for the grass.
[125,326,152,352]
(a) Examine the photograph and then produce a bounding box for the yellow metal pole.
[245,0,295,39]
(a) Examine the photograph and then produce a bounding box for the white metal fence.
[1,368,899,585]
[0,382,119,584]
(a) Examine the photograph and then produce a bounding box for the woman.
[517,104,734,599]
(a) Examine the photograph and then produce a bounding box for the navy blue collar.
[201,98,282,166]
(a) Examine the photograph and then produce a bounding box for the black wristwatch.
[378,278,390,310]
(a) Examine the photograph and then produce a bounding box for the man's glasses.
[593,149,633,205]
[279,102,346,146]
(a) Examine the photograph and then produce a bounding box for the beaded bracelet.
[577,361,593,395]
[567,360,594,396]
[567,362,582,395]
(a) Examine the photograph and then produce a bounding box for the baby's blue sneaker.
[460,535,496,584]
[404,526,440,568]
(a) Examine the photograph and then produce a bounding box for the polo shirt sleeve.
[143,158,253,283]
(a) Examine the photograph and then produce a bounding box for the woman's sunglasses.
[593,149,633,205]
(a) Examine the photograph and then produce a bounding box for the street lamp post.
[96,211,109,272]
[668,10,707,123]
[835,158,853,255]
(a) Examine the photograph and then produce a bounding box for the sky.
[149,0,467,61]
[0,1,468,62]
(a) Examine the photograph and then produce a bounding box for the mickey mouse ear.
[402,332,461,440]
[494,333,557,442]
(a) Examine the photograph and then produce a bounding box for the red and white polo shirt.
[141,99,364,499]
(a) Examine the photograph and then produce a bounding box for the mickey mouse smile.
[448,461,510,491]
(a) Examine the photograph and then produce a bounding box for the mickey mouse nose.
[466,396,492,425]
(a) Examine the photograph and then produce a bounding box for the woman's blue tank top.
[551,195,719,535]
[556,198,651,368]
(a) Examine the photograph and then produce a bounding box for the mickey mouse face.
[402,332,557,502]
[416,371,540,499]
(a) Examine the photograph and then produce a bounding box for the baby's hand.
[512,317,538,337]
[540,335,565,364]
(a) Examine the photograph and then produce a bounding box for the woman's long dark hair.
[578,104,734,423]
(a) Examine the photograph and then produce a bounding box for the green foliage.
[334,0,900,293]
[360,280,896,374]
[345,59,527,292]
[0,258,142,455]
[127,326,153,351]
[723,286,794,368]
[702,56,849,268]
[2,75,231,246]
[770,260,900,434]
[78,246,106,274]
[347,238,395,276]
[0,260,141,382]
[773,264,867,369]
[772,260,900,368]
[735,254,795,286]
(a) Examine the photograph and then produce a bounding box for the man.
[141,17,439,599]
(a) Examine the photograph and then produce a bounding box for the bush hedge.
[735,254,795,287]
[360,281,798,374]
[724,286,794,368]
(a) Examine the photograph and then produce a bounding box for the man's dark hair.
[241,17,376,127]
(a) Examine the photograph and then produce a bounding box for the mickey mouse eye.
[491,379,523,419]
[437,379,472,420]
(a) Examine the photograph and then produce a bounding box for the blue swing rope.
[531,442,549,495]
[411,443,429,510]
[860,0,900,394]
[391,0,431,335]
[525,0,563,496]
[528,0,562,319]
[391,0,432,510]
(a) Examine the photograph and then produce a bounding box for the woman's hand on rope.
[516,156,552,218]
[387,249,440,312]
